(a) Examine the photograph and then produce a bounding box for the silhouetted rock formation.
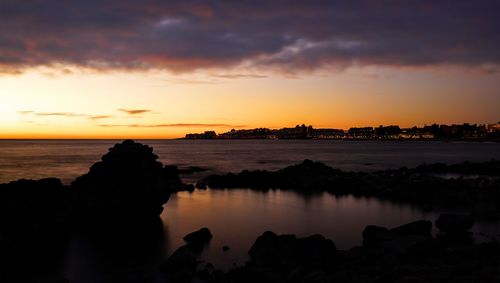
[202,159,500,219]
[435,213,475,235]
[248,231,337,270]
[390,220,432,237]
[183,227,213,249]
[204,159,341,191]
[0,178,69,232]
[172,220,500,283]
[162,244,200,283]
[71,140,181,223]
[362,220,432,248]
[162,228,213,283]
[0,178,70,281]
[415,159,500,176]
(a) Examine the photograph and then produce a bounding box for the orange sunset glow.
[1,65,499,139]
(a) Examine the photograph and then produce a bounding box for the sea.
[1,139,499,282]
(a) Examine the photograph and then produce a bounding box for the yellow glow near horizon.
[0,66,499,139]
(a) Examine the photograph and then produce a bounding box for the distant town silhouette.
[185,122,500,140]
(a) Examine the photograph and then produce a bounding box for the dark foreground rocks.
[0,140,184,229]
[0,178,70,281]
[436,213,475,235]
[72,140,182,223]
[162,228,213,283]
[165,216,499,283]
[0,140,184,281]
[202,159,500,219]
[184,227,213,248]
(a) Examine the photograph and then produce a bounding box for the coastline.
[0,140,498,282]
[198,159,500,220]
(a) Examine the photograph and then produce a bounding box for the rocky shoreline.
[0,140,498,282]
[200,159,500,220]
[164,215,500,283]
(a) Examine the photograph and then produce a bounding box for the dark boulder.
[225,266,283,283]
[248,231,296,267]
[183,227,213,248]
[362,221,432,253]
[0,178,69,231]
[162,228,213,283]
[0,178,70,281]
[161,245,199,275]
[275,159,341,190]
[435,213,475,234]
[248,231,337,271]
[71,140,181,223]
[362,225,394,247]
[390,220,432,237]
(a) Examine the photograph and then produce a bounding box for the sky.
[0,0,499,138]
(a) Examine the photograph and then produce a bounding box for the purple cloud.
[1,1,499,74]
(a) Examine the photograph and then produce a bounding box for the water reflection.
[161,189,440,270]
[1,188,499,281]
[161,188,500,270]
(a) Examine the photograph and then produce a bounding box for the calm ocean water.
[1,140,499,281]
[1,139,499,184]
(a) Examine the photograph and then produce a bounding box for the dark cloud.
[1,1,499,73]
[117,109,151,115]
[98,123,245,128]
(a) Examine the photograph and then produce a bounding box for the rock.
[248,231,296,267]
[184,227,213,247]
[161,245,199,281]
[275,159,341,191]
[362,221,432,248]
[362,225,394,247]
[0,178,70,281]
[0,178,69,231]
[209,270,226,283]
[71,140,181,223]
[248,231,337,270]
[225,266,283,283]
[196,268,211,280]
[390,220,432,237]
[203,159,340,192]
[303,270,326,283]
[435,214,475,234]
